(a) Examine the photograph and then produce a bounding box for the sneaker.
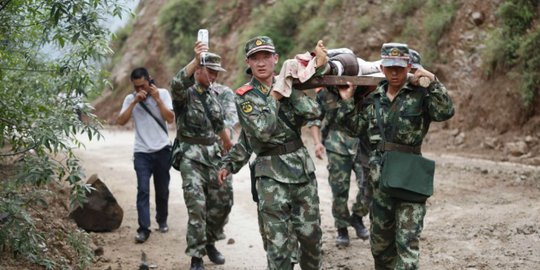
[350,214,369,240]
[205,244,225,265]
[158,224,169,233]
[135,231,150,243]
[335,227,350,247]
[190,257,204,270]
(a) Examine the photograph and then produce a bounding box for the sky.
[107,0,139,33]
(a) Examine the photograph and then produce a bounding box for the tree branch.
[0,0,12,13]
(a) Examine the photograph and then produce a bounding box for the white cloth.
[273,52,318,97]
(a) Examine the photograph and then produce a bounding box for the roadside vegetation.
[0,0,128,268]
[482,0,539,112]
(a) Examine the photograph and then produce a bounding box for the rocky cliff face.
[95,0,540,164]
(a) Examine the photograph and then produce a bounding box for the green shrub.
[297,17,327,51]
[158,0,204,68]
[356,16,372,33]
[0,0,122,267]
[518,29,540,109]
[391,0,426,16]
[424,0,457,45]
[232,0,315,87]
[483,0,538,73]
[481,0,539,109]
[422,0,458,65]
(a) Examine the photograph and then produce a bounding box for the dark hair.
[130,67,150,81]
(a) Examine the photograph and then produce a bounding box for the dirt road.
[76,128,540,270]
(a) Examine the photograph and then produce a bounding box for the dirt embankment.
[94,0,540,165]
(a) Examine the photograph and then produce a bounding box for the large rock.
[69,174,123,232]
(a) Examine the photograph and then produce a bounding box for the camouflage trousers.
[180,158,233,258]
[257,176,322,270]
[353,155,373,212]
[327,151,369,229]
[370,184,426,270]
[257,205,299,266]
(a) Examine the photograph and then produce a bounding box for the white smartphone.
[198,29,209,64]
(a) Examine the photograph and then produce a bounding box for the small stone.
[471,11,484,26]
[483,137,498,149]
[94,246,104,256]
[455,132,465,145]
[505,141,528,156]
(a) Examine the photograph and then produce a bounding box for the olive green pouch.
[380,151,435,202]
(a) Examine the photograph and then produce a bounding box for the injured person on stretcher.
[271,40,383,98]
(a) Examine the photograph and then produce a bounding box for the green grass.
[482,0,539,109]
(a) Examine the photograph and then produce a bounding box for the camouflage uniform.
[353,132,373,212]
[170,63,233,259]
[336,44,454,269]
[222,73,322,269]
[213,83,239,140]
[308,88,369,230]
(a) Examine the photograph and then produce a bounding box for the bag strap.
[194,89,217,131]
[278,103,301,138]
[139,101,168,135]
[374,96,421,154]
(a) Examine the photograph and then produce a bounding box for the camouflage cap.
[380,42,410,67]
[200,52,226,72]
[245,36,275,57]
[409,49,423,69]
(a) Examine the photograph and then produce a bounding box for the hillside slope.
[94,0,540,164]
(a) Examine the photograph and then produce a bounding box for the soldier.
[170,41,234,270]
[214,83,240,143]
[218,36,322,270]
[335,42,454,269]
[308,87,370,247]
[409,49,423,74]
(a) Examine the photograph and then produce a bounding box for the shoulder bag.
[374,98,435,203]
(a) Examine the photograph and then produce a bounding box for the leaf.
[71,32,80,43]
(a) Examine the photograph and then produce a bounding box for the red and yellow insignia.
[236,85,253,96]
[240,101,253,113]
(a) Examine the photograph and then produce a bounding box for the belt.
[258,139,304,156]
[179,135,216,146]
[377,141,421,155]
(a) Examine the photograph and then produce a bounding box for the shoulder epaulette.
[235,85,254,96]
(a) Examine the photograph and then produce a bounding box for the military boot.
[350,214,369,240]
[190,257,204,270]
[335,227,350,247]
[205,244,225,265]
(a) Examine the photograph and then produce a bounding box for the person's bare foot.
[314,40,328,68]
